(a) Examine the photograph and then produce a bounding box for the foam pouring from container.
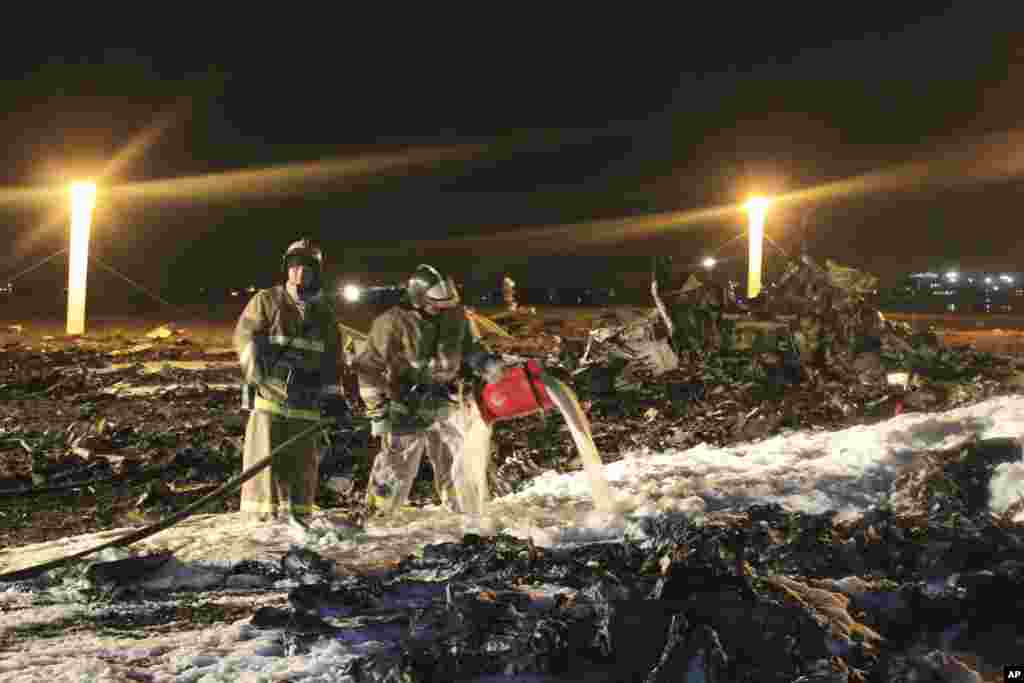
[473,360,616,513]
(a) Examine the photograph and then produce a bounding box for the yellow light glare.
[67,182,97,336]
[744,195,771,215]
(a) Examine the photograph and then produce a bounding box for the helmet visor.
[285,252,320,270]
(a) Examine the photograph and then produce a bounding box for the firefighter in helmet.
[233,239,349,523]
[354,263,505,515]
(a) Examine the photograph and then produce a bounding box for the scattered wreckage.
[2,436,1021,680]
[471,255,1024,497]
[2,256,1024,680]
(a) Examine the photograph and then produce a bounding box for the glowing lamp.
[342,284,362,303]
[744,196,771,299]
[66,182,97,335]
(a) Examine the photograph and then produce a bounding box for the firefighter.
[355,263,505,516]
[502,274,518,312]
[234,239,349,523]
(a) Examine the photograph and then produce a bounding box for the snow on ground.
[1,394,1022,682]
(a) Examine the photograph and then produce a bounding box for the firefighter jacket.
[354,302,486,416]
[234,285,345,420]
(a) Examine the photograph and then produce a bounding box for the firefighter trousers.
[366,406,476,515]
[240,409,320,520]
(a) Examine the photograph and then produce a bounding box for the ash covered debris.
[0,440,1021,680]
[145,471,1015,681]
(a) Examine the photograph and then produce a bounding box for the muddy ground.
[0,306,1021,552]
[0,305,614,547]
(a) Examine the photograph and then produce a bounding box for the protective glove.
[465,350,506,384]
[368,400,413,436]
[321,395,351,424]
[479,356,506,384]
[252,332,270,357]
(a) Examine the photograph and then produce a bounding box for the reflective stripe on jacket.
[234,285,345,410]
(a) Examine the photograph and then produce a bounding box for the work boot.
[365,494,390,520]
[364,495,419,521]
[366,481,400,516]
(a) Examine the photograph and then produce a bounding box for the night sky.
[1,8,1021,309]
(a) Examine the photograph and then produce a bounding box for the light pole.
[67,181,97,336]
[745,196,771,299]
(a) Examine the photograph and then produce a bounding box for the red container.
[478,360,555,424]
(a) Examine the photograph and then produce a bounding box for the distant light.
[945,271,959,281]
[702,256,717,270]
[994,286,1000,292]
[1000,274,1013,283]
[342,284,362,303]
[246,285,256,293]
[984,276,993,285]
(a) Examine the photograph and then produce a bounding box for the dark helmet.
[407,264,457,310]
[282,239,324,295]
[282,239,323,271]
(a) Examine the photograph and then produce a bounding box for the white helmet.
[407,264,457,310]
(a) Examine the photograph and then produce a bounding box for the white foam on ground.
[1,395,1022,680]
[501,393,1024,531]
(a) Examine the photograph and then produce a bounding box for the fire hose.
[0,417,364,583]
[1,362,560,582]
